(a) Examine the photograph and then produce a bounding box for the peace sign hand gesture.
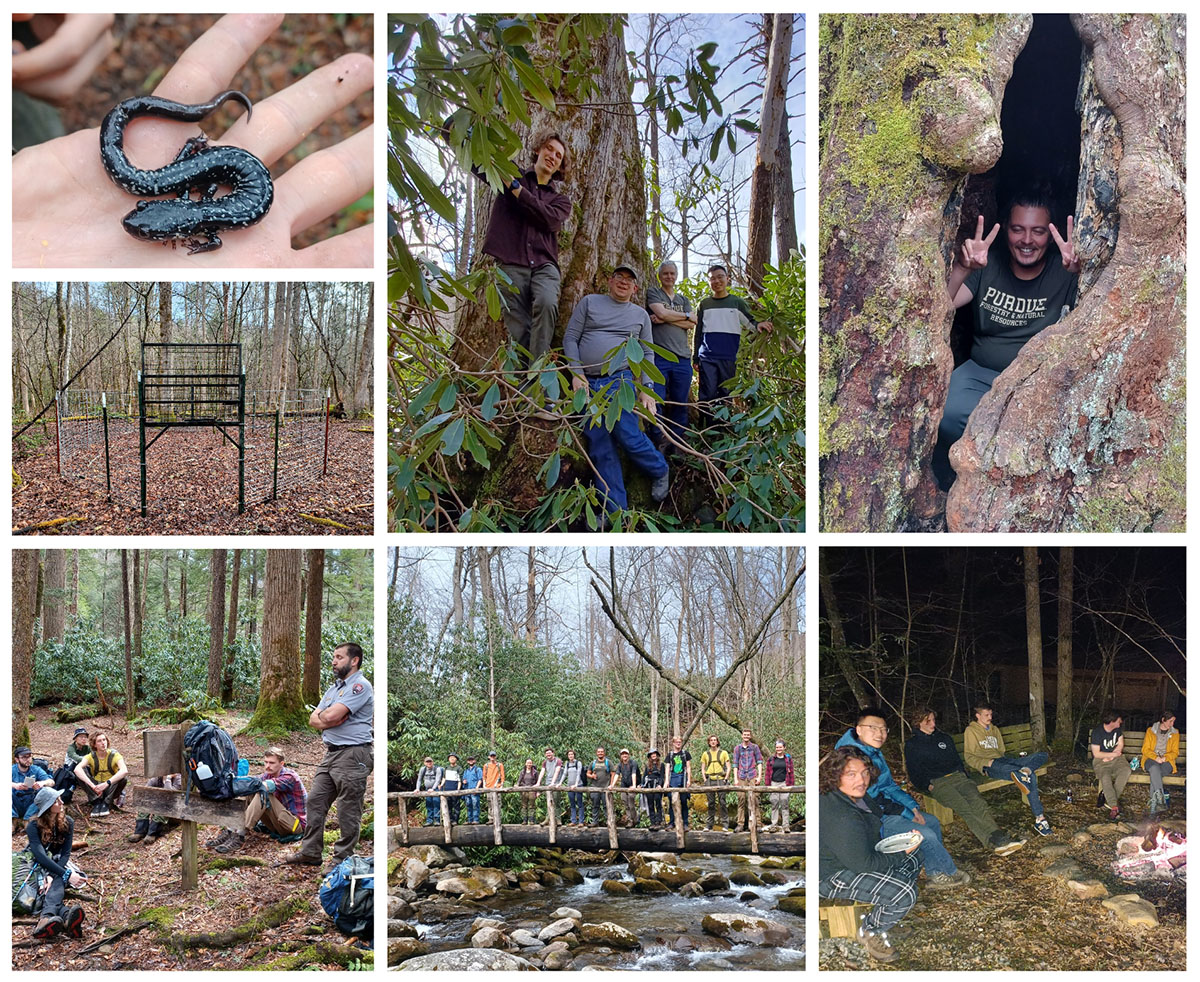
[960,214,1000,271]
[1049,216,1081,274]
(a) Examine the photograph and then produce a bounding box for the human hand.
[571,374,589,393]
[960,214,1000,270]
[638,391,657,416]
[68,870,87,888]
[13,13,373,268]
[757,320,773,333]
[12,14,115,103]
[1049,215,1080,273]
[910,810,926,825]
[904,831,924,853]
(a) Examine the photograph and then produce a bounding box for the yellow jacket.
[1140,728,1180,773]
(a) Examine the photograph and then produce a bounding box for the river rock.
[580,921,641,950]
[417,898,473,924]
[1040,844,1070,857]
[1102,894,1159,927]
[601,879,631,896]
[519,881,544,893]
[397,949,537,971]
[701,913,791,946]
[542,949,574,970]
[391,886,418,903]
[408,845,460,868]
[760,871,788,885]
[1067,879,1109,900]
[644,861,702,889]
[697,872,730,892]
[510,929,544,949]
[389,896,416,919]
[559,867,584,885]
[633,877,670,895]
[540,871,564,887]
[777,894,805,915]
[679,881,705,898]
[538,917,580,942]
[1042,859,1085,881]
[435,875,502,900]
[729,870,765,887]
[1072,832,1093,848]
[553,907,583,921]
[387,938,430,964]
[388,919,419,938]
[542,941,571,954]
[780,856,804,870]
[404,858,431,891]
[759,858,784,869]
[472,926,511,949]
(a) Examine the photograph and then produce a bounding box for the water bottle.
[237,757,249,777]
[1065,787,1073,804]
[1129,755,1140,771]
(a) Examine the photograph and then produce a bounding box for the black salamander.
[99,91,273,254]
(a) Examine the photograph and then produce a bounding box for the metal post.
[102,393,111,499]
[138,372,147,517]
[54,392,61,476]
[238,371,245,514]
[272,407,281,501]
[323,387,331,476]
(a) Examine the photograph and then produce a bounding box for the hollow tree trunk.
[949,15,1185,531]
[819,14,1031,531]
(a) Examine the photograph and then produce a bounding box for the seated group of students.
[820,705,1183,963]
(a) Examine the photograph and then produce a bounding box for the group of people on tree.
[412,729,797,832]
[475,130,773,519]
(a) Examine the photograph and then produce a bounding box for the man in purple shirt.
[731,729,764,831]
[476,130,571,365]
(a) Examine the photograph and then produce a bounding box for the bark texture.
[207,549,227,699]
[949,15,1185,531]
[13,552,39,750]
[819,15,1031,531]
[42,549,66,646]
[303,549,325,705]
[247,550,307,733]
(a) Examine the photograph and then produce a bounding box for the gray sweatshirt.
[563,294,654,381]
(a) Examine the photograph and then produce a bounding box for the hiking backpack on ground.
[319,855,373,940]
[182,721,238,802]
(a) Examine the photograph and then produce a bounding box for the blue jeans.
[933,358,1001,489]
[424,794,440,825]
[880,811,955,876]
[983,752,1049,817]
[584,371,668,513]
[464,791,481,823]
[568,790,585,824]
[697,357,736,427]
[648,354,692,445]
[666,773,689,827]
[442,779,461,823]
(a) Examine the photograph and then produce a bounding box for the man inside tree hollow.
[934,189,1080,490]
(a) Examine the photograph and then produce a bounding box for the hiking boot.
[128,817,150,843]
[280,852,322,867]
[63,905,85,939]
[858,926,898,963]
[34,914,63,940]
[1010,770,1033,795]
[144,821,165,843]
[215,832,245,854]
[206,829,234,850]
[650,466,670,502]
[925,869,971,890]
[990,831,1026,856]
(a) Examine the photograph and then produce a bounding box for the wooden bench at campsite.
[137,724,252,891]
[919,723,1051,827]
[1118,729,1186,787]
[819,899,870,938]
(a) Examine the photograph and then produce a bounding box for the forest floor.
[13,707,374,970]
[50,13,373,250]
[12,419,373,535]
[818,767,1186,970]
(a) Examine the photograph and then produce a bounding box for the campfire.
[1113,826,1187,881]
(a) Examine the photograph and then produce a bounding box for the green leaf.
[437,383,457,412]
[624,336,644,364]
[540,369,561,401]
[497,69,531,126]
[544,452,561,488]
[462,424,491,468]
[617,381,636,413]
[485,282,502,321]
[572,385,588,413]
[480,383,501,422]
[407,379,443,419]
[439,417,465,456]
[512,58,557,111]
[500,21,535,45]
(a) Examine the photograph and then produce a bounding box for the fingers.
[973,214,985,241]
[154,13,283,103]
[1066,214,1074,241]
[294,225,373,268]
[982,222,1000,246]
[276,124,374,237]
[223,53,373,166]
[1048,223,1064,248]
[11,13,113,82]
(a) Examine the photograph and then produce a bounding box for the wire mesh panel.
[56,390,140,502]
[141,343,242,424]
[244,390,327,504]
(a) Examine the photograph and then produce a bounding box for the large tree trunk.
[949,15,1185,531]
[133,548,144,700]
[42,549,66,646]
[246,551,307,733]
[121,550,134,715]
[303,549,325,705]
[820,561,871,708]
[446,16,649,511]
[819,15,1029,531]
[207,550,228,699]
[13,552,40,750]
[1024,547,1046,746]
[1055,546,1074,744]
[223,549,242,704]
[352,288,373,417]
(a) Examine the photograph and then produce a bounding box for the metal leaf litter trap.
[55,343,331,517]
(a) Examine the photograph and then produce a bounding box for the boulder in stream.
[539,917,582,942]
[633,877,670,895]
[644,861,702,889]
[701,912,792,946]
[601,879,631,896]
[408,844,462,868]
[387,937,430,965]
[471,926,511,949]
[388,919,419,938]
[580,921,642,950]
[397,949,538,971]
[730,870,765,887]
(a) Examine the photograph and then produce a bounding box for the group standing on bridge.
[409,730,797,833]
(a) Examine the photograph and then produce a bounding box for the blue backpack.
[183,721,238,802]
[319,856,373,940]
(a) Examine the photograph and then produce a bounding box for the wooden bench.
[819,899,870,938]
[1116,729,1186,787]
[919,723,1051,827]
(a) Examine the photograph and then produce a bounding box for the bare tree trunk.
[207,550,227,699]
[223,549,242,703]
[1055,547,1074,744]
[352,287,373,417]
[247,550,258,638]
[13,552,40,749]
[133,548,144,699]
[820,564,870,707]
[121,550,134,715]
[43,549,66,645]
[477,548,498,748]
[247,551,307,732]
[304,549,325,705]
[525,547,537,641]
[1024,547,1046,746]
[70,550,79,620]
[773,108,799,260]
[162,551,170,618]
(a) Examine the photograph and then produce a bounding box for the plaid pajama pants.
[820,853,920,931]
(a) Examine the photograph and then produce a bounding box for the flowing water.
[416,855,805,970]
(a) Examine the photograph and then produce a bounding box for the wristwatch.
[510,178,521,190]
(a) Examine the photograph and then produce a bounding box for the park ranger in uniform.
[283,642,373,868]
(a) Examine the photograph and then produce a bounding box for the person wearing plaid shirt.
[732,729,764,831]
[208,747,307,854]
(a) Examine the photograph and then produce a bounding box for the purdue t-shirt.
[964,258,1078,373]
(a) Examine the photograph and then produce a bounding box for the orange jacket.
[1140,728,1180,773]
[482,761,506,787]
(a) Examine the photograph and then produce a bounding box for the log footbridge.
[388,785,804,857]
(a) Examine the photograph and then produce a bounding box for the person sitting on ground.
[440,753,464,826]
[835,709,983,888]
[415,756,443,827]
[54,727,92,805]
[642,749,665,830]
[73,731,127,817]
[12,747,55,831]
[693,264,773,429]
[1141,712,1180,816]
[765,739,795,833]
[612,748,642,828]
[562,750,586,827]
[701,734,732,831]
[905,707,1031,849]
[645,260,697,452]
[208,748,307,854]
[935,191,1080,489]
[819,746,920,964]
[1091,709,1130,819]
[128,772,181,844]
[517,758,539,824]
[962,704,1052,836]
[564,265,671,518]
[26,787,87,940]
[462,753,484,826]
